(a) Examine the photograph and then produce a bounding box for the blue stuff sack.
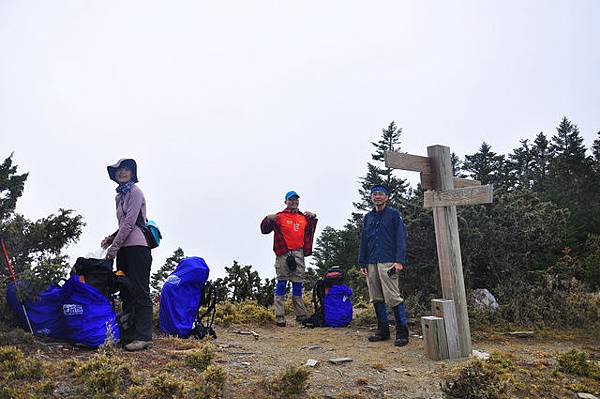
[159,257,209,337]
[6,281,66,339]
[323,285,353,327]
[61,276,120,347]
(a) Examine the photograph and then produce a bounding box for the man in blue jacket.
[358,185,409,347]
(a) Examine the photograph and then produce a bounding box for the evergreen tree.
[462,142,507,187]
[506,139,534,190]
[0,154,84,298]
[591,131,600,169]
[529,132,551,193]
[224,261,261,302]
[354,121,409,211]
[150,247,185,294]
[0,154,28,220]
[546,117,596,244]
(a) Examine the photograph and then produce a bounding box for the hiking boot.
[275,317,287,327]
[369,302,390,342]
[292,295,308,321]
[295,315,307,323]
[368,321,390,342]
[394,325,409,347]
[274,294,286,326]
[124,340,153,351]
[392,303,409,346]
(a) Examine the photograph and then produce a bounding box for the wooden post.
[427,145,472,357]
[432,299,460,359]
[421,316,449,361]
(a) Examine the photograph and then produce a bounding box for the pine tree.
[546,117,596,245]
[224,261,261,302]
[462,142,507,186]
[0,154,83,297]
[507,139,534,190]
[529,132,551,193]
[354,121,409,212]
[150,247,185,294]
[0,154,28,220]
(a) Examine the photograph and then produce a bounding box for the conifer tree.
[150,247,185,294]
[462,142,506,187]
[354,121,409,211]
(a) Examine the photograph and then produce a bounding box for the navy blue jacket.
[358,206,407,267]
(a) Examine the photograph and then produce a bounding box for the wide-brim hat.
[107,159,139,183]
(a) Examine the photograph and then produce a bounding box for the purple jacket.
[106,185,148,257]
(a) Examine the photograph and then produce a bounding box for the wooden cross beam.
[384,145,493,358]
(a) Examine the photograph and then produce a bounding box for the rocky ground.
[5,318,598,399]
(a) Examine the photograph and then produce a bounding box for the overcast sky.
[1,1,599,280]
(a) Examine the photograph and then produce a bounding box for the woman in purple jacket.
[101,158,153,351]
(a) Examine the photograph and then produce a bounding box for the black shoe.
[368,322,390,342]
[295,315,307,323]
[394,325,409,347]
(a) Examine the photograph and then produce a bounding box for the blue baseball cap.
[370,185,389,195]
[285,191,300,200]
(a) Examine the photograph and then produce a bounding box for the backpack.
[303,266,353,328]
[70,257,131,299]
[6,281,66,339]
[61,276,121,347]
[6,276,120,347]
[159,257,217,339]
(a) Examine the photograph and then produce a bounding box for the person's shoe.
[275,315,286,327]
[368,322,390,342]
[295,315,307,323]
[124,340,153,351]
[394,325,409,347]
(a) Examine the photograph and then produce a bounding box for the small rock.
[508,331,535,338]
[394,368,408,373]
[240,362,251,366]
[302,344,321,350]
[329,357,353,365]
[472,349,490,360]
[577,393,598,399]
[305,359,319,367]
[364,385,379,391]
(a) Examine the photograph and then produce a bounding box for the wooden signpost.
[385,145,493,358]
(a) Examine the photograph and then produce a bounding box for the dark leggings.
[117,246,153,342]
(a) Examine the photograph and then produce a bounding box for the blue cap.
[370,185,389,195]
[285,191,300,200]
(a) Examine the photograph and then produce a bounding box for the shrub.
[74,353,135,398]
[556,349,600,380]
[267,366,311,399]
[442,360,508,399]
[495,274,600,328]
[127,373,186,399]
[184,343,215,371]
[0,345,43,381]
[214,301,274,326]
[188,365,227,399]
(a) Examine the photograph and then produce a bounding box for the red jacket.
[260,209,318,256]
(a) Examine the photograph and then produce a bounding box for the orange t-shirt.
[276,212,307,250]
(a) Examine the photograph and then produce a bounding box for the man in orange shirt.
[261,191,318,327]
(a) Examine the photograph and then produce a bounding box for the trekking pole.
[1,239,34,334]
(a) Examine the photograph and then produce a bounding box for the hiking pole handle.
[1,239,17,283]
[1,239,34,334]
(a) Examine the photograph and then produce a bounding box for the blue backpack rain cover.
[323,285,353,327]
[159,257,210,337]
[6,281,66,339]
[61,276,120,347]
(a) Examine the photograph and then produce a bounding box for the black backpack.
[70,257,132,299]
[302,266,345,328]
[188,280,218,339]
